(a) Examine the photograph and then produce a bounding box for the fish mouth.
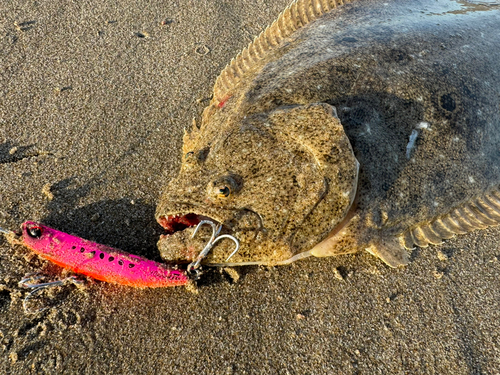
[157,209,232,238]
[157,213,208,235]
[157,212,225,245]
[156,205,262,264]
[156,209,238,264]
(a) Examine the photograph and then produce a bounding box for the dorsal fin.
[364,187,500,267]
[401,187,500,250]
[213,0,352,104]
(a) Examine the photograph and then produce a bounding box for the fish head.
[156,102,359,265]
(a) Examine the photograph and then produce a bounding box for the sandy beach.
[1,0,500,373]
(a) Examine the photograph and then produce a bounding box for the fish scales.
[156,0,500,267]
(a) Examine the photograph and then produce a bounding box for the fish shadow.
[195,265,255,287]
[43,197,164,262]
[41,178,164,262]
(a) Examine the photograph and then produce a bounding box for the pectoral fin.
[365,236,410,268]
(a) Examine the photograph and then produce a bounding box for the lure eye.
[27,226,43,239]
[218,186,231,198]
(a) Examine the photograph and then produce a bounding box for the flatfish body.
[156,0,500,267]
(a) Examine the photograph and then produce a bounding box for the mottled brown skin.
[157,0,500,266]
[157,102,358,264]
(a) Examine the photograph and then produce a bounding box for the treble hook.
[213,235,240,262]
[188,220,221,273]
[187,220,240,275]
[19,275,84,314]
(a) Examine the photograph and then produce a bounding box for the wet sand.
[1,0,500,373]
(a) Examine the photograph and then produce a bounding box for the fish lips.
[156,202,261,264]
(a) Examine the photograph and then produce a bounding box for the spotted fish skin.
[157,0,500,267]
[20,222,189,288]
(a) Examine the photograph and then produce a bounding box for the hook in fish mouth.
[185,220,240,277]
[156,207,264,264]
[156,212,231,264]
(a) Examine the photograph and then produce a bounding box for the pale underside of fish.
[155,0,500,268]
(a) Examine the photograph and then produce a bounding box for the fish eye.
[185,151,194,158]
[218,186,231,198]
[208,175,241,200]
[27,226,43,239]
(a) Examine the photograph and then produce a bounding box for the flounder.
[156,0,500,267]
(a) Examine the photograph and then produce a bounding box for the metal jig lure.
[0,219,239,311]
[1,221,190,288]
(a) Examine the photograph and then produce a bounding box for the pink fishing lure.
[19,221,189,288]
